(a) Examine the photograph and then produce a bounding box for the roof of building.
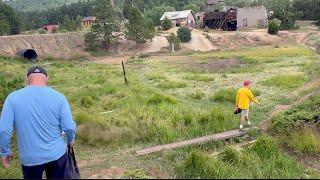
[82,16,96,21]
[204,12,225,20]
[160,10,194,21]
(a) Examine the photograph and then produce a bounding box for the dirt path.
[260,75,320,131]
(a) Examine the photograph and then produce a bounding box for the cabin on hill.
[42,25,59,33]
[82,16,96,27]
[160,10,195,28]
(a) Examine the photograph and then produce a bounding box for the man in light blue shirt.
[0,66,76,179]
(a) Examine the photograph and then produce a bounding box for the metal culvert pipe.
[17,49,38,60]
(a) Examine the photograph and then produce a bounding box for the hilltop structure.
[160,10,196,28]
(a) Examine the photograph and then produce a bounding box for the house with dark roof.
[160,10,195,28]
[82,16,96,27]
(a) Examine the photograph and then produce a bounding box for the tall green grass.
[263,74,307,89]
[286,128,320,156]
[177,136,303,179]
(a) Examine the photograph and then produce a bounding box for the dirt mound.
[0,33,87,59]
[205,30,283,49]
[108,35,169,54]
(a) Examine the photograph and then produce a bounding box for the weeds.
[184,74,214,82]
[286,128,320,156]
[147,93,178,105]
[157,81,187,89]
[212,88,236,103]
[177,136,303,179]
[263,74,307,89]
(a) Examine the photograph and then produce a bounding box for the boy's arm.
[0,97,14,159]
[248,90,260,105]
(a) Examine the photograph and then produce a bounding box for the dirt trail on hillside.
[260,75,320,131]
[181,29,218,51]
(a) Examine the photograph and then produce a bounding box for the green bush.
[177,27,192,42]
[219,147,240,164]
[268,20,279,35]
[212,88,237,103]
[162,17,172,30]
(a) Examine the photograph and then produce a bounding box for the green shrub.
[177,27,192,42]
[162,17,172,30]
[268,20,279,35]
[263,74,306,89]
[84,30,100,51]
[212,88,237,103]
[147,93,177,105]
[219,147,240,164]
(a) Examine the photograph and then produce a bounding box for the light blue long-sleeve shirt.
[0,85,76,166]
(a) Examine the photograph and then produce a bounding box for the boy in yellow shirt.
[235,80,261,131]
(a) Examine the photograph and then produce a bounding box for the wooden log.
[136,128,253,155]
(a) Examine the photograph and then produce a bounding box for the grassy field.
[0,45,319,178]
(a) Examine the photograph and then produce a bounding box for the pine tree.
[84,30,100,51]
[0,13,10,36]
[125,6,155,44]
[92,0,120,51]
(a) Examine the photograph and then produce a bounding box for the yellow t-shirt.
[236,87,260,110]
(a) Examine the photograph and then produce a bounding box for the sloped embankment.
[0,33,86,59]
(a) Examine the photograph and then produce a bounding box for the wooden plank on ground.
[136,128,250,155]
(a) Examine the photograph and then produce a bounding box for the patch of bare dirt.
[182,58,239,72]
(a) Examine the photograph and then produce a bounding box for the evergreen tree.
[92,0,120,51]
[177,27,192,42]
[0,2,22,35]
[162,17,172,30]
[61,15,77,31]
[0,13,10,36]
[84,30,100,51]
[125,6,155,44]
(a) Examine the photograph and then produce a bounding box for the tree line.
[1,0,320,36]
